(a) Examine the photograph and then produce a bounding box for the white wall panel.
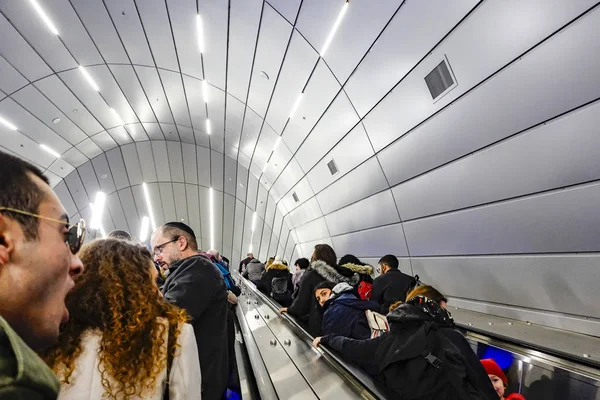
[77,162,101,199]
[236,164,249,203]
[151,141,171,182]
[288,197,322,229]
[105,191,129,232]
[145,182,166,227]
[198,1,228,88]
[246,174,259,211]
[185,184,201,241]
[166,142,184,182]
[233,198,245,254]
[404,181,600,256]
[264,196,276,228]
[54,181,78,218]
[331,223,409,258]
[121,143,143,185]
[224,156,237,196]
[158,183,177,222]
[199,186,210,239]
[118,188,140,233]
[295,217,329,243]
[298,237,333,259]
[281,178,314,214]
[172,183,188,222]
[196,146,211,187]
[223,194,235,251]
[210,150,224,190]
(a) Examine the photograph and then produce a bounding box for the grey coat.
[243,259,265,282]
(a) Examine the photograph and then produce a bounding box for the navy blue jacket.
[322,292,381,340]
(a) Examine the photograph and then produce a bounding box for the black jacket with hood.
[320,298,498,400]
[257,261,294,304]
[371,268,415,314]
[287,260,360,336]
[161,255,229,400]
[338,262,375,284]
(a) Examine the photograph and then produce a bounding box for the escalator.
[232,275,600,399]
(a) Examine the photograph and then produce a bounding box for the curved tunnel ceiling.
[2,1,600,336]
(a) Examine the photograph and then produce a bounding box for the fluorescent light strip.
[78,66,99,91]
[28,0,59,35]
[320,1,349,57]
[251,212,257,232]
[111,108,124,126]
[196,14,205,53]
[209,187,215,249]
[142,183,157,230]
[99,226,107,239]
[248,244,253,253]
[273,137,282,152]
[40,144,61,158]
[289,93,303,119]
[202,80,209,103]
[206,119,211,135]
[0,116,18,131]
[90,192,106,230]
[139,216,150,241]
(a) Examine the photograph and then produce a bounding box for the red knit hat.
[506,394,526,400]
[480,358,508,385]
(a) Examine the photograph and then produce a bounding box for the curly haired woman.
[41,239,202,399]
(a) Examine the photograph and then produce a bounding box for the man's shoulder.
[175,255,221,277]
[0,317,59,399]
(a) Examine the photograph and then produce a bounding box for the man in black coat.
[371,254,415,314]
[152,222,228,400]
[238,252,253,274]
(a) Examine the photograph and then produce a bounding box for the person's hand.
[312,337,322,348]
[279,307,288,314]
[227,290,238,305]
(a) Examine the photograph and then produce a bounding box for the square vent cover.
[424,57,456,101]
[327,159,338,175]
[292,192,299,203]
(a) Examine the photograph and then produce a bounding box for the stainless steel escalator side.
[236,276,387,400]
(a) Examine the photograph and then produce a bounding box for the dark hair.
[314,280,336,293]
[159,222,198,251]
[0,151,50,240]
[107,230,132,240]
[378,254,399,270]
[294,258,310,270]
[222,256,229,264]
[406,285,447,304]
[339,254,364,266]
[312,244,337,268]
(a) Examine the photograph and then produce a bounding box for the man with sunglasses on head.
[151,222,229,400]
[0,151,85,399]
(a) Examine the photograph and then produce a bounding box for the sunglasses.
[0,207,86,254]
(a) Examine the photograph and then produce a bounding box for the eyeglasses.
[153,238,179,256]
[0,207,86,254]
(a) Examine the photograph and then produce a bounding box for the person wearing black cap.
[151,221,229,400]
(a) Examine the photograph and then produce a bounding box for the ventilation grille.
[425,59,455,100]
[327,159,338,175]
[292,192,299,203]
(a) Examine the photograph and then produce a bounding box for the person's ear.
[0,215,17,266]
[177,236,187,251]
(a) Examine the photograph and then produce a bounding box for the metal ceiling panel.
[288,197,321,228]
[158,69,192,128]
[134,66,175,124]
[0,1,77,72]
[124,123,148,142]
[177,126,195,145]
[224,94,245,149]
[317,157,388,215]
[181,145,198,184]
[158,183,177,222]
[281,59,340,153]
[62,147,88,168]
[295,217,331,246]
[107,126,132,145]
[76,161,101,198]
[295,91,359,172]
[90,65,139,125]
[264,196,276,228]
[198,0,228,89]
[172,182,188,222]
[259,223,271,260]
[236,164,249,203]
[213,189,224,251]
[0,130,54,168]
[109,65,157,123]
[105,147,129,189]
[331,223,409,258]
[325,190,400,236]
[142,123,164,140]
[182,76,207,130]
[166,141,184,182]
[247,5,292,118]
[251,123,279,171]
[271,157,305,200]
[64,169,89,210]
[404,181,600,256]
[345,0,478,117]
[196,145,211,187]
[255,185,268,220]
[223,193,235,250]
[267,0,301,24]
[210,150,224,190]
[151,141,170,181]
[53,181,78,218]
[58,69,113,129]
[91,154,116,194]
[206,85,226,140]
[47,158,75,178]
[135,0,179,72]
[280,177,314,214]
[306,123,373,194]
[0,55,28,94]
[185,183,201,237]
[239,107,263,158]
[268,230,279,257]
[118,187,141,233]
[105,187,129,232]
[166,0,203,79]
[224,155,237,196]
[159,123,179,141]
[0,14,52,81]
[135,141,158,183]
[324,0,402,83]
[246,174,259,211]
[69,0,129,64]
[120,143,143,185]
[233,198,245,254]
[91,131,117,152]
[227,0,263,101]
[294,0,341,54]
[33,76,104,135]
[145,182,166,227]
[76,138,103,159]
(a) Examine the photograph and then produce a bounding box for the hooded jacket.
[371,268,415,314]
[321,283,380,340]
[161,255,228,400]
[338,263,375,284]
[287,260,360,336]
[320,298,498,400]
[243,259,265,282]
[257,261,293,303]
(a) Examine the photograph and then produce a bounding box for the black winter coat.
[257,262,293,305]
[287,260,360,336]
[239,256,252,273]
[371,268,415,314]
[161,255,229,400]
[322,288,380,340]
[321,301,498,400]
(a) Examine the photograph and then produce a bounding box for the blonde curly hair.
[41,239,188,399]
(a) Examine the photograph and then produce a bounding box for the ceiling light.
[142,183,157,230]
[320,0,349,57]
[248,243,253,253]
[202,80,209,103]
[273,136,282,151]
[0,116,17,131]
[206,119,211,135]
[111,108,124,126]
[40,144,61,158]
[209,187,215,250]
[28,0,59,36]
[79,66,99,91]
[196,14,205,54]
[90,191,106,230]
[139,216,150,241]
[289,93,303,119]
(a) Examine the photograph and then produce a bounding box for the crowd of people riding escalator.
[0,149,525,400]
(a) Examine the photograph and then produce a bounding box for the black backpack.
[271,276,292,305]
[375,321,485,400]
